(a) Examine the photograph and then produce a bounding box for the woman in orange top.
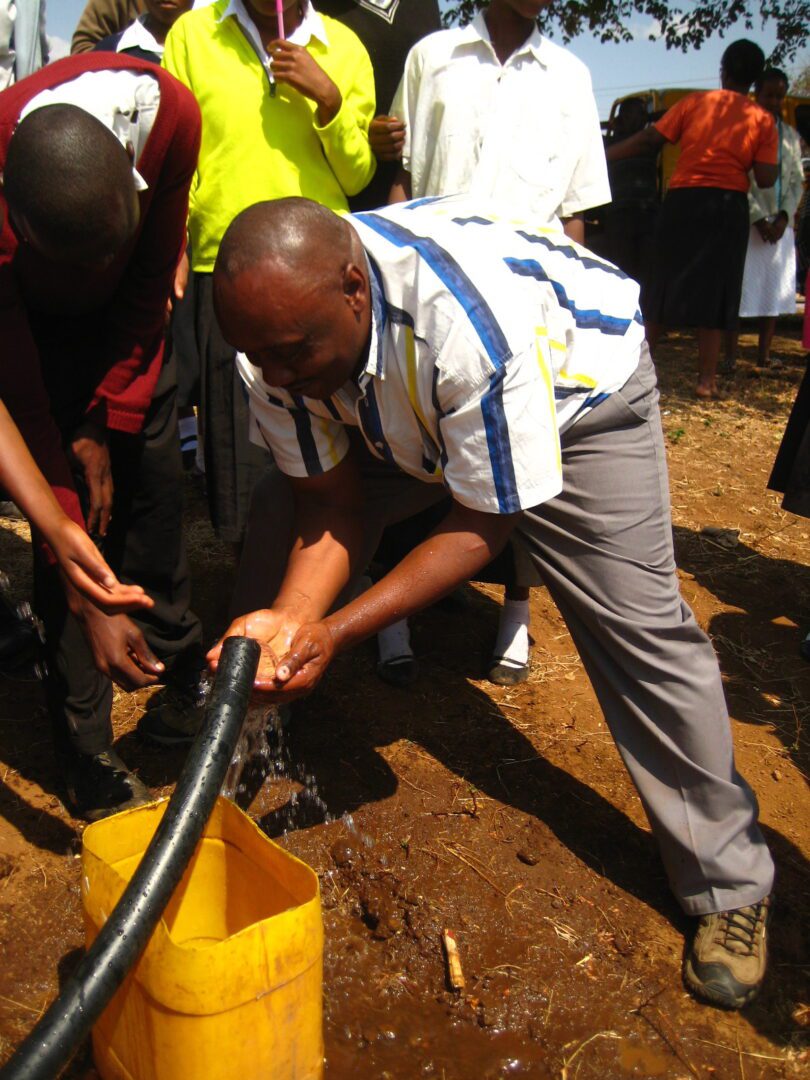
[608,39,778,399]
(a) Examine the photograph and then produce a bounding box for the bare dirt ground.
[0,325,808,1079]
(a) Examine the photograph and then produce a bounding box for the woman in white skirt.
[725,68,804,371]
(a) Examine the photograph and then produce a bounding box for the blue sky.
[48,1,806,119]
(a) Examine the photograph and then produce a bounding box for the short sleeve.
[391,42,424,176]
[236,353,350,477]
[654,95,690,144]
[558,67,611,217]
[436,338,563,514]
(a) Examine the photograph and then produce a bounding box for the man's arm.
[271,499,518,695]
[209,449,377,684]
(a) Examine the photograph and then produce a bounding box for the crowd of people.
[1,0,808,1018]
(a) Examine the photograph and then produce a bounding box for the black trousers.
[194,272,271,544]
[32,354,203,757]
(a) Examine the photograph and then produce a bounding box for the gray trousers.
[233,347,774,915]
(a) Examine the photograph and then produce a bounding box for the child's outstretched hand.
[269,40,342,125]
[50,517,154,615]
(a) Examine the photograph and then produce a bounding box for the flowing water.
[220,703,370,848]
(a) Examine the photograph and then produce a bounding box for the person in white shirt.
[378,0,610,687]
[0,0,48,88]
[724,67,805,372]
[211,195,774,1012]
[94,0,194,61]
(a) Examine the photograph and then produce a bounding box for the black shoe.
[137,682,206,746]
[684,896,770,1009]
[137,650,207,747]
[62,749,152,822]
[487,657,530,686]
[376,655,419,687]
[0,500,24,520]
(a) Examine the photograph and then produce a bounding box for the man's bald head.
[4,104,140,266]
[216,197,355,285]
[214,198,371,400]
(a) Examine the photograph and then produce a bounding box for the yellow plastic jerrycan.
[81,796,323,1080]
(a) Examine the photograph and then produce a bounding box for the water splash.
[218,704,374,850]
[221,703,277,800]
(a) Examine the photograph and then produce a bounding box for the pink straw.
[276,0,285,40]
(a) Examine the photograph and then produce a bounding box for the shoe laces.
[713,899,769,957]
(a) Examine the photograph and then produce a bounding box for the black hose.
[0,636,261,1080]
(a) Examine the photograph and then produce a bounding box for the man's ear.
[342,261,367,313]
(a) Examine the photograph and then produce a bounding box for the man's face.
[757,78,787,120]
[216,261,371,401]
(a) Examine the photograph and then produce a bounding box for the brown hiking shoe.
[684,896,770,1009]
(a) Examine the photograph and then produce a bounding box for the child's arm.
[0,400,152,614]
[389,166,412,204]
[270,34,376,197]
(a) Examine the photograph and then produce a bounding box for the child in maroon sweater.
[0,52,203,818]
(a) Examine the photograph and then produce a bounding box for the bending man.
[211,195,774,1011]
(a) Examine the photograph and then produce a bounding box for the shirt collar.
[464,11,549,66]
[219,0,329,49]
[17,76,151,193]
[360,251,386,381]
[117,14,164,57]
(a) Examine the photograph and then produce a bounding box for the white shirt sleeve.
[391,41,425,181]
[557,63,611,218]
[0,0,15,91]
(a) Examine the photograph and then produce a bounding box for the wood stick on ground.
[442,929,465,991]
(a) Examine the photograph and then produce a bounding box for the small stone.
[516,850,539,866]
[772,769,783,781]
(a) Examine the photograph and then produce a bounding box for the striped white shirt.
[237,196,646,515]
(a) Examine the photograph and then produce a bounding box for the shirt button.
[375,442,383,450]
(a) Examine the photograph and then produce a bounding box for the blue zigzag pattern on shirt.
[515,230,630,281]
[451,215,495,227]
[503,258,633,336]
[356,213,513,367]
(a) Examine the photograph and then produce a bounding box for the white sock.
[378,618,413,665]
[492,599,530,668]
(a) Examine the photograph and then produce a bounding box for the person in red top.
[608,39,778,399]
[0,52,203,819]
